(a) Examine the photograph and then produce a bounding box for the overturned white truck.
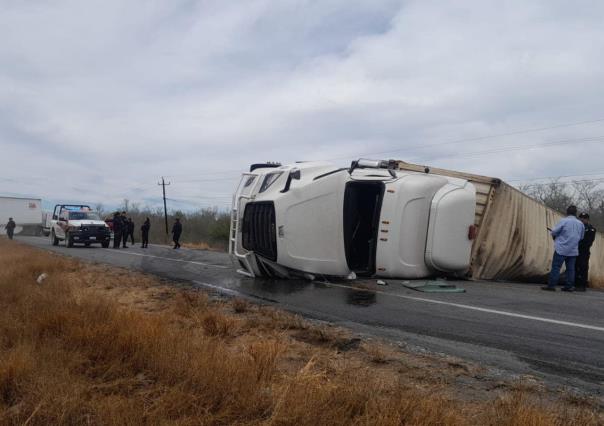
[230,160,477,280]
[231,159,604,286]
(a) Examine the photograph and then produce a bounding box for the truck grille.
[242,202,277,261]
[81,225,107,234]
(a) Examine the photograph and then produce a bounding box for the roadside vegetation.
[520,179,604,229]
[0,239,601,425]
[96,202,230,249]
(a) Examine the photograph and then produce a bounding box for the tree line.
[95,200,231,249]
[520,180,604,229]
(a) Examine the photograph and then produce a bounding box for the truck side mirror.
[281,168,301,193]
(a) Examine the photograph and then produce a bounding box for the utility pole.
[158,177,171,236]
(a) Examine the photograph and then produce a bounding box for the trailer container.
[0,196,43,236]
[395,161,604,288]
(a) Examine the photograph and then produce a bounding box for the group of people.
[110,212,183,249]
[543,205,596,292]
[111,211,151,249]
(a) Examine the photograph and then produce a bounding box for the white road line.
[103,249,229,269]
[193,280,241,296]
[320,282,604,333]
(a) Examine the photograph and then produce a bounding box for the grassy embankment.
[0,238,601,425]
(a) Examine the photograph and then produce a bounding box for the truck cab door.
[277,171,350,276]
[55,211,68,238]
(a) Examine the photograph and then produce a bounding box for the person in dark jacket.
[112,212,122,249]
[171,218,182,249]
[575,212,596,291]
[121,211,129,248]
[4,218,16,240]
[140,218,150,248]
[127,218,135,245]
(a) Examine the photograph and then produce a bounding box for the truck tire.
[66,232,74,248]
[101,241,110,248]
[51,230,59,246]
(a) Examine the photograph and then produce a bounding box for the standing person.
[121,211,129,248]
[575,213,596,292]
[4,218,16,240]
[171,218,182,249]
[127,218,135,245]
[141,217,150,248]
[542,205,584,292]
[112,212,123,249]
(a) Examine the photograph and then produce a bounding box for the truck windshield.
[343,181,384,276]
[68,212,100,220]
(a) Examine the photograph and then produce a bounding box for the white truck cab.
[50,204,111,248]
[230,160,476,280]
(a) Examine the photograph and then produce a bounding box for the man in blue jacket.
[542,205,585,292]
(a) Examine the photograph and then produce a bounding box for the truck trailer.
[0,196,43,236]
[230,159,604,288]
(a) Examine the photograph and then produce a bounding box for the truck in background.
[0,196,43,236]
[49,204,111,248]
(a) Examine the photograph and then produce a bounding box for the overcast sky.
[2,0,604,212]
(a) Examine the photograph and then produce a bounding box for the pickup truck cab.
[50,205,111,248]
[230,160,476,280]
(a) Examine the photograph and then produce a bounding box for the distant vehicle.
[0,196,43,236]
[230,160,476,279]
[49,204,111,248]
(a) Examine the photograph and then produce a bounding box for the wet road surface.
[18,236,604,395]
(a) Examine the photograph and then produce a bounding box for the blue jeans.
[548,251,576,289]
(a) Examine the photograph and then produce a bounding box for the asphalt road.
[17,236,604,396]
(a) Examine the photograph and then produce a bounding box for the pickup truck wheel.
[66,232,74,248]
[101,241,110,248]
[51,230,59,246]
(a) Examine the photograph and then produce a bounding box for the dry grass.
[180,241,225,251]
[232,298,250,314]
[0,238,601,425]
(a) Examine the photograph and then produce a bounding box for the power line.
[171,177,241,183]
[418,135,604,162]
[325,117,604,161]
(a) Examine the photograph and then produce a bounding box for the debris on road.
[402,281,466,293]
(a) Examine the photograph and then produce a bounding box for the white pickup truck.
[49,204,111,248]
[230,159,476,280]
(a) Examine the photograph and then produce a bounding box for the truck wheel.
[101,241,109,248]
[51,231,59,246]
[66,233,74,248]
